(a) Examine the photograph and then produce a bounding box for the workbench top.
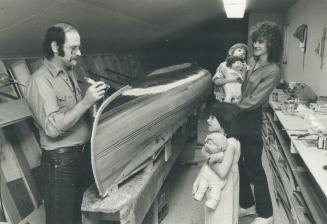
[269,91,327,199]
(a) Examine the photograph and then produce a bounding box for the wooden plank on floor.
[0,168,22,224]
[0,173,5,222]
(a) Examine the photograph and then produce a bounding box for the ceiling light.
[223,0,246,18]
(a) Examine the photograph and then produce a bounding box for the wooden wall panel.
[0,99,32,128]
[26,58,43,73]
[8,60,31,97]
[0,60,18,103]
[0,130,37,223]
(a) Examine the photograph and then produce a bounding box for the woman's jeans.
[239,107,273,218]
[42,144,93,224]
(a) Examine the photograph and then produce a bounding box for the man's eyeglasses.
[64,45,82,54]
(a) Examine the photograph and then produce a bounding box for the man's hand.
[82,81,107,108]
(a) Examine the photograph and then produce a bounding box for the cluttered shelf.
[264,87,327,224]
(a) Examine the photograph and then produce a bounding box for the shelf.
[293,169,327,223]
[264,110,327,223]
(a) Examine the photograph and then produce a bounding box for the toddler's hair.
[228,43,248,56]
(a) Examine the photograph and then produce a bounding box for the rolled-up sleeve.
[25,77,64,138]
[212,63,228,81]
[238,69,280,111]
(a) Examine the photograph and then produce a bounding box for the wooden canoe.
[91,63,212,197]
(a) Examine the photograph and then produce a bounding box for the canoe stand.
[81,108,198,224]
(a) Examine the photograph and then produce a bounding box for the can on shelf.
[272,92,278,102]
[317,131,327,149]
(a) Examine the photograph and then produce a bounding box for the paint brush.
[84,77,110,89]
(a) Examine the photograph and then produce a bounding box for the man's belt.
[52,143,88,154]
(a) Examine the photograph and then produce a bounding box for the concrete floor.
[161,146,289,224]
[161,110,290,224]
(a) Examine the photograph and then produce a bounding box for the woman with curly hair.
[236,21,283,224]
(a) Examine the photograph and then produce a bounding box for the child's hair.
[228,43,248,57]
[208,103,240,139]
[226,55,244,68]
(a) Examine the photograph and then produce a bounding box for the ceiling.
[0,0,296,58]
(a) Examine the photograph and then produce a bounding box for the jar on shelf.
[317,131,327,149]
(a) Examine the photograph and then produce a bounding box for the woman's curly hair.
[250,21,283,63]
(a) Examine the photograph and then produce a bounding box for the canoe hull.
[91,65,212,196]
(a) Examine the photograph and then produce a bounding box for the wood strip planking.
[94,78,206,159]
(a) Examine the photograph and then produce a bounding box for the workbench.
[263,89,327,224]
[81,116,195,224]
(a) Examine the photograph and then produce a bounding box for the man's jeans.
[42,144,93,224]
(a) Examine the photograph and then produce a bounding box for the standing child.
[193,103,241,224]
[212,43,248,102]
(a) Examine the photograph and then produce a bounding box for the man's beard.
[65,57,78,69]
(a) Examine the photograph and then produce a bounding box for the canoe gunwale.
[91,85,132,195]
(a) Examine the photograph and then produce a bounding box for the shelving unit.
[262,94,327,224]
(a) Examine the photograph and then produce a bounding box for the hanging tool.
[320,27,326,69]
